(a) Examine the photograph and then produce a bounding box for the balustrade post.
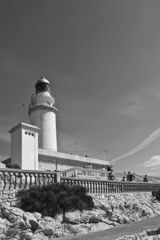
[51,173,55,184]
[8,172,12,189]
[24,173,28,188]
[54,171,61,183]
[19,173,23,188]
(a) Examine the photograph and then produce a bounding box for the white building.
[4,75,110,172]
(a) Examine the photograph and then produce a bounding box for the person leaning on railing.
[108,169,116,180]
[127,171,135,181]
[121,176,126,181]
[143,174,149,182]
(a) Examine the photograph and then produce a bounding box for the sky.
[1,0,160,175]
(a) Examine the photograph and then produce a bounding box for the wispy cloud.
[144,155,160,167]
[120,84,160,118]
[111,128,160,163]
[120,95,143,117]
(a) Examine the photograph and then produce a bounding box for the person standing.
[143,174,149,182]
[108,169,116,180]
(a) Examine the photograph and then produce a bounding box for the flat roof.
[9,122,40,133]
[38,148,110,166]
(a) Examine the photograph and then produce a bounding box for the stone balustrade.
[61,167,108,179]
[0,168,56,190]
[0,168,160,204]
[61,177,160,194]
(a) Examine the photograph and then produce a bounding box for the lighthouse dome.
[29,74,57,112]
[35,75,51,87]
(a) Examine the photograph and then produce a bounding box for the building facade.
[6,75,110,172]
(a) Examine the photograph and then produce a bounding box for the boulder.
[147,227,160,236]
[32,212,42,221]
[39,218,57,237]
[101,217,115,226]
[1,205,24,223]
[19,229,33,240]
[90,222,112,232]
[23,212,39,232]
[80,209,106,223]
[32,229,49,240]
[13,218,27,230]
[64,210,81,224]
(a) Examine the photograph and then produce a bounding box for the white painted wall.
[9,123,39,170]
[21,128,39,170]
[38,148,110,172]
[30,109,57,151]
[10,128,22,168]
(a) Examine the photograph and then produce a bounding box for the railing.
[61,177,160,194]
[0,168,56,189]
[0,168,160,194]
[61,167,108,179]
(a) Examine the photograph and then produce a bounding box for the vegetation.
[152,190,160,201]
[7,163,20,169]
[17,183,94,218]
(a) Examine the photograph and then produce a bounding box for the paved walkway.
[58,215,160,240]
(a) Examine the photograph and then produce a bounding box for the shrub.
[7,163,20,169]
[17,183,94,218]
[152,190,160,201]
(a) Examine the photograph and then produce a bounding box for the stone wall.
[0,167,160,207]
[0,168,56,206]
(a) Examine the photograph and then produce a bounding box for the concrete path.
[58,215,160,240]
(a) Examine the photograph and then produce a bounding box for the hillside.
[0,192,160,239]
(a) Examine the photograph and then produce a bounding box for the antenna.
[104,148,108,161]
[75,140,78,154]
[22,103,26,122]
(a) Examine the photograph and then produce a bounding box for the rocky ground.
[0,192,160,239]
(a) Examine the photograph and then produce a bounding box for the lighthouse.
[28,74,57,151]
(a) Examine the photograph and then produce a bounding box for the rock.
[80,209,105,223]
[43,216,53,222]
[23,212,39,232]
[32,212,42,221]
[14,218,27,230]
[90,222,112,232]
[124,203,131,209]
[19,229,33,240]
[64,210,81,224]
[54,213,63,223]
[101,217,115,226]
[0,192,160,239]
[62,223,91,236]
[32,229,48,240]
[147,227,160,236]
[141,206,154,217]
[0,223,6,235]
[119,204,126,211]
[39,218,57,237]
[5,227,20,239]
[122,216,131,224]
[1,205,24,223]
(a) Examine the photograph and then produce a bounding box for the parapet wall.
[0,168,56,206]
[0,168,160,206]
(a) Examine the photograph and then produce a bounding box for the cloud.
[120,84,160,118]
[144,156,160,167]
[120,96,143,117]
[110,128,160,163]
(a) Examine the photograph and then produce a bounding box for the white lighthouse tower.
[28,74,57,151]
